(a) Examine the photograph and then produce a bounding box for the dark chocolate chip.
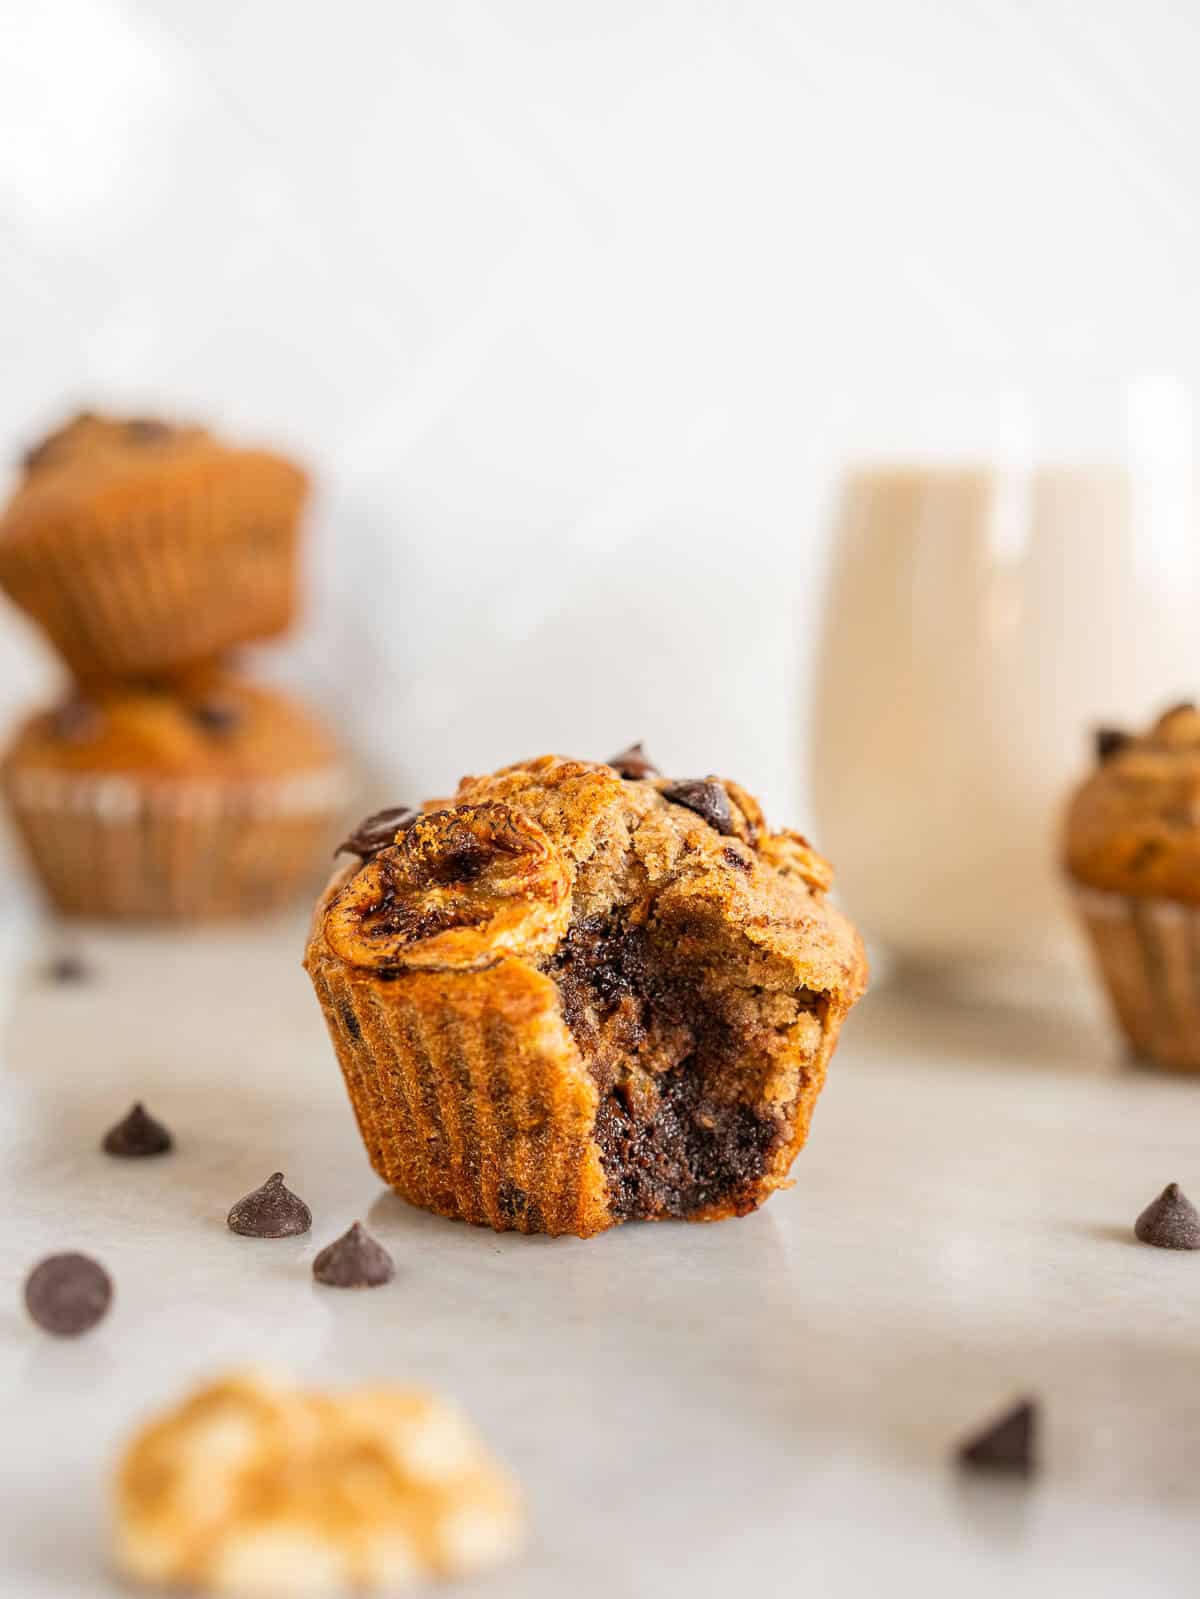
[312,1221,394,1288]
[1134,1182,1200,1250]
[190,701,240,734]
[723,845,751,873]
[124,418,172,445]
[957,1398,1037,1475]
[336,806,419,861]
[46,954,89,983]
[102,1102,172,1158]
[52,700,102,742]
[607,742,660,780]
[1161,700,1197,719]
[1094,727,1130,763]
[662,779,736,837]
[227,1172,312,1239]
[24,1252,112,1337]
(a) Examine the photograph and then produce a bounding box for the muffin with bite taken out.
[304,748,866,1238]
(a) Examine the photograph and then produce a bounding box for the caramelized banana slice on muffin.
[324,805,571,973]
[305,755,866,1237]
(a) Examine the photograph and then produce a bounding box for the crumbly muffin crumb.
[114,1371,523,1596]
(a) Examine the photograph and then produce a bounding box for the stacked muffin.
[0,412,346,919]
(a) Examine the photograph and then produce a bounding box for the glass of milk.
[811,377,1199,984]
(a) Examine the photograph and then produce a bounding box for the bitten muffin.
[1064,701,1200,1070]
[114,1371,523,1596]
[0,411,307,680]
[2,669,346,920]
[304,753,867,1238]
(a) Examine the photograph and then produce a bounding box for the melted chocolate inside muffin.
[546,905,821,1221]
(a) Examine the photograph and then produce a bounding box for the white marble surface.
[1,918,1198,1598]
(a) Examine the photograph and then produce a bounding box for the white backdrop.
[2,0,1199,828]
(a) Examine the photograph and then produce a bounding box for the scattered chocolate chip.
[723,845,751,873]
[662,779,736,837]
[124,418,172,445]
[103,1102,173,1158]
[1094,727,1130,763]
[227,1172,312,1239]
[336,806,419,861]
[957,1398,1037,1476]
[312,1221,394,1288]
[1134,1182,1200,1250]
[46,953,89,983]
[24,1252,112,1337]
[607,742,660,780]
[52,700,102,742]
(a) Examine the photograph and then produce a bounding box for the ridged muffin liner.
[1071,884,1200,1072]
[307,885,858,1238]
[0,455,305,679]
[4,764,347,921]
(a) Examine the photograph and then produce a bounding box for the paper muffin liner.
[307,923,613,1237]
[1071,883,1200,1072]
[4,764,347,921]
[0,454,305,680]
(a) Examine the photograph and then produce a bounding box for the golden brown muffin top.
[1064,702,1200,901]
[319,752,865,1003]
[3,669,340,781]
[2,409,305,545]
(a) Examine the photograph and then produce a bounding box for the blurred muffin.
[304,754,866,1238]
[2,669,346,920]
[1064,701,1200,1070]
[0,411,307,680]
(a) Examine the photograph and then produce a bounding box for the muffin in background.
[0,411,307,681]
[1064,701,1200,1071]
[2,670,346,920]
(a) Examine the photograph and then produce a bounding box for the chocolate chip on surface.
[662,779,737,837]
[227,1172,312,1239]
[957,1398,1037,1475]
[190,701,240,734]
[336,806,419,861]
[607,742,660,780]
[312,1221,394,1288]
[24,1252,112,1337]
[1094,727,1130,763]
[46,953,89,983]
[1134,1182,1200,1250]
[103,1102,173,1158]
